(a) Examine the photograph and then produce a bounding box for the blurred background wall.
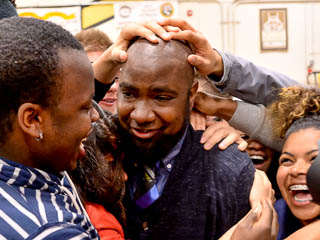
[16,0,320,85]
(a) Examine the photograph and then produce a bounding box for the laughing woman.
[268,86,320,239]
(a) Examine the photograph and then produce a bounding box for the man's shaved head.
[123,38,194,88]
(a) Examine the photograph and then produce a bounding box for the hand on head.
[109,22,173,64]
[158,18,224,77]
[102,19,224,76]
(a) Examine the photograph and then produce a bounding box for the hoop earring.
[35,132,43,142]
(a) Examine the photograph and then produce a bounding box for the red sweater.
[86,202,124,240]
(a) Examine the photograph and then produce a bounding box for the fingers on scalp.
[163,25,180,33]
[159,18,196,31]
[171,29,197,42]
[124,23,157,42]
[144,21,172,40]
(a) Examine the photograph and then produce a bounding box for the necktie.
[135,165,160,209]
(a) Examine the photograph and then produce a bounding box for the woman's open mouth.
[289,184,313,205]
[250,155,267,168]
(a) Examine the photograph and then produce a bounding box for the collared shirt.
[0,157,99,239]
[128,127,188,202]
[155,127,188,195]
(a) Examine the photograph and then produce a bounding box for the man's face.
[39,49,99,173]
[117,59,193,153]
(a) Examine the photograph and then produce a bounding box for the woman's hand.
[230,200,278,240]
[191,112,248,151]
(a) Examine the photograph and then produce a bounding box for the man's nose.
[130,100,155,125]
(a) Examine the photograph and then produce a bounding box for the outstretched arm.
[159,19,302,106]
[193,91,283,151]
[212,51,302,106]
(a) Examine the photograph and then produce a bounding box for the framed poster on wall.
[260,8,288,51]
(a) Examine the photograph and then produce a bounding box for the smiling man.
[0,16,174,239]
[118,38,255,239]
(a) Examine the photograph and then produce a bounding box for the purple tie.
[135,165,160,209]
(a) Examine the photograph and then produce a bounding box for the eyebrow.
[150,86,178,95]
[281,152,294,157]
[281,149,318,157]
[119,82,177,95]
[119,82,137,91]
[306,149,318,155]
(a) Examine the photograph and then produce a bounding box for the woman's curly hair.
[70,112,126,225]
[268,86,320,139]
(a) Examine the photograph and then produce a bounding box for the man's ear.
[189,80,199,109]
[17,103,43,138]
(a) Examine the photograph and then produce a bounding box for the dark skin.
[0,49,99,174]
[118,38,197,158]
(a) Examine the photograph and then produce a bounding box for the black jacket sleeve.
[94,79,114,102]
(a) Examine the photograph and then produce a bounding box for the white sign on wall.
[114,1,178,28]
[18,7,81,35]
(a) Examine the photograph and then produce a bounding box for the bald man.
[118,38,255,239]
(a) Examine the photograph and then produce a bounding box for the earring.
[35,132,43,142]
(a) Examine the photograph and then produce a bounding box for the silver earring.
[35,132,43,142]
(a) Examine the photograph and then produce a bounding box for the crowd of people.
[0,0,319,239]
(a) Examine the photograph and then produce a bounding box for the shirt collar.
[0,156,67,193]
[159,126,188,172]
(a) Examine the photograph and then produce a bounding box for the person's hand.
[194,91,228,116]
[93,21,172,84]
[200,119,248,151]
[194,91,220,116]
[230,200,278,240]
[158,18,223,77]
[194,91,237,121]
[108,22,172,64]
[250,170,275,211]
[190,110,207,130]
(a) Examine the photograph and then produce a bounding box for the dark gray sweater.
[124,126,255,240]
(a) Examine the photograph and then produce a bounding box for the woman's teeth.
[290,185,313,202]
